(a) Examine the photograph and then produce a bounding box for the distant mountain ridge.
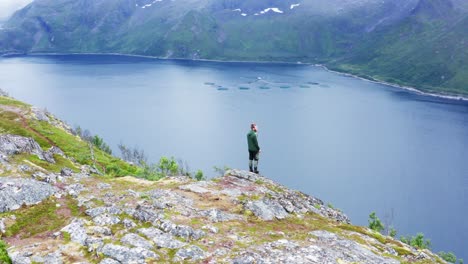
[0,0,467,95]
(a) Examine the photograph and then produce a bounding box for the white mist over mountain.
[0,0,33,21]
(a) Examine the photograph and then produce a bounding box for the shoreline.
[317,65,468,102]
[4,51,468,102]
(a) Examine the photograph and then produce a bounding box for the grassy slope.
[0,96,139,176]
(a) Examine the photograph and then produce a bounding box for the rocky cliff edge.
[0,94,446,263]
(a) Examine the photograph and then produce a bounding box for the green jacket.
[247,130,260,152]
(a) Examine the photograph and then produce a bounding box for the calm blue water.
[0,55,467,259]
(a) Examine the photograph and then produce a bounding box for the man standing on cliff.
[247,123,260,174]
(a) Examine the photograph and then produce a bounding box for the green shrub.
[400,233,431,249]
[438,251,457,263]
[389,227,397,238]
[137,156,180,181]
[368,212,384,233]
[157,157,178,176]
[0,240,12,264]
[195,170,205,181]
[92,135,112,155]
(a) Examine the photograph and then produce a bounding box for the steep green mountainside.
[331,0,468,95]
[0,0,466,95]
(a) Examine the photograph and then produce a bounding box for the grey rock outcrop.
[226,169,350,223]
[244,199,289,221]
[152,233,187,249]
[61,219,88,246]
[231,232,400,264]
[99,244,159,263]
[200,208,243,222]
[120,233,154,250]
[31,107,50,123]
[0,218,5,233]
[157,219,206,241]
[60,167,73,177]
[32,171,57,184]
[99,258,120,264]
[0,177,57,212]
[175,245,206,261]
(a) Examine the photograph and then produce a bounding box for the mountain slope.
[0,0,466,95]
[331,0,468,94]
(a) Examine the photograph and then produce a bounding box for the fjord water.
[1,55,467,258]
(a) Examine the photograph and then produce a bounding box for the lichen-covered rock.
[42,250,63,264]
[122,218,137,229]
[9,252,32,264]
[47,146,65,157]
[120,233,154,250]
[200,208,243,222]
[145,189,195,215]
[0,177,57,212]
[31,107,50,122]
[175,245,206,261]
[231,233,401,264]
[244,199,289,221]
[152,233,187,249]
[308,230,400,263]
[61,219,88,246]
[133,205,163,223]
[65,183,85,197]
[138,227,164,238]
[86,207,107,218]
[86,206,122,218]
[99,244,159,263]
[225,169,350,224]
[60,167,73,177]
[18,164,31,172]
[158,219,206,241]
[179,181,216,194]
[85,236,104,253]
[31,171,57,184]
[91,226,112,236]
[99,258,120,264]
[92,214,120,226]
[0,134,54,163]
[0,218,5,233]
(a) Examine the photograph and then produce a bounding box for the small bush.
[195,170,204,181]
[438,251,457,263]
[0,240,12,264]
[400,233,431,249]
[368,212,384,233]
[157,157,178,176]
[92,135,112,155]
[137,156,180,181]
[389,227,397,238]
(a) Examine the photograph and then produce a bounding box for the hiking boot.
[254,168,259,174]
[249,166,253,172]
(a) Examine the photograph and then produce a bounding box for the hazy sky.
[0,0,33,20]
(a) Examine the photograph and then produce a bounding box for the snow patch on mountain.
[254,7,284,16]
[136,0,163,9]
[290,4,300,9]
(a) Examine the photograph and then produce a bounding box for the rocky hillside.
[0,0,467,95]
[0,93,448,263]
